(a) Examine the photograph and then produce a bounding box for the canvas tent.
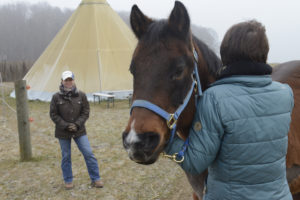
[11,0,137,101]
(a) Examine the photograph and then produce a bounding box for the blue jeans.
[58,135,100,183]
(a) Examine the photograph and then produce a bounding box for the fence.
[0,74,32,161]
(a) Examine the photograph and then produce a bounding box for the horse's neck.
[176,97,196,140]
[177,45,216,140]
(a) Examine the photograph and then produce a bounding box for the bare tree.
[0,2,73,62]
[0,2,72,81]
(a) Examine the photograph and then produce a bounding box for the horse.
[122,1,300,199]
[122,1,220,199]
[272,60,300,198]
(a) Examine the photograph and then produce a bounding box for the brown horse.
[122,1,220,199]
[122,1,300,199]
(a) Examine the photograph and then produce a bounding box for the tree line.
[0,2,73,62]
[0,3,72,81]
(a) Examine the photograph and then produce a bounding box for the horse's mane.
[192,36,222,78]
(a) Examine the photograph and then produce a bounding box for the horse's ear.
[168,1,190,39]
[130,5,153,39]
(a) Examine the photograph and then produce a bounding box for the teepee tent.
[12,0,136,101]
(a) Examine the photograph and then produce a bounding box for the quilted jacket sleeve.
[164,93,224,175]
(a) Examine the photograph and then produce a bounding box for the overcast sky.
[1,0,299,63]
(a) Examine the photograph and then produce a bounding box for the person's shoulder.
[272,81,291,89]
[50,92,62,105]
[77,90,86,95]
[270,81,294,111]
[271,81,294,97]
[51,92,60,100]
[77,90,88,99]
[204,83,231,99]
[271,81,293,93]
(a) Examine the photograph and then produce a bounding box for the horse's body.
[122,1,300,199]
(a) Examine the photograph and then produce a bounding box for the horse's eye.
[171,65,185,80]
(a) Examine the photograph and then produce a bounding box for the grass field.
[0,84,193,200]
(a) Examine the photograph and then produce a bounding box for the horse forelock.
[138,19,192,46]
[142,20,167,43]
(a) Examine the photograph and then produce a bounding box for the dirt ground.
[0,87,193,200]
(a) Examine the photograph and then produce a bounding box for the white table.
[93,92,115,108]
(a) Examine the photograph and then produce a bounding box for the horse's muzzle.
[122,131,161,164]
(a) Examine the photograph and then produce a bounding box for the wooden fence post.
[14,80,32,161]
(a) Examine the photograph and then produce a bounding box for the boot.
[91,180,104,188]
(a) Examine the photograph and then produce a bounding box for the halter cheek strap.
[193,49,202,96]
[130,48,202,163]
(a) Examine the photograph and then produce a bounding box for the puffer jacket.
[50,90,89,139]
[165,75,294,200]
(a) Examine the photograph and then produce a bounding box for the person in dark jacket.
[50,70,103,190]
[165,20,294,199]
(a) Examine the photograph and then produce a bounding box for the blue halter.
[130,48,202,163]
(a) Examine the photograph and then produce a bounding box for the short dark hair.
[220,20,269,65]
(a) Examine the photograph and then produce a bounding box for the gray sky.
[1,0,300,63]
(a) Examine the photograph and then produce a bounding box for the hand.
[67,123,78,132]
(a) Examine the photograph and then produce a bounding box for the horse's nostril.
[122,131,161,164]
[122,131,160,156]
[136,132,160,152]
[122,131,128,140]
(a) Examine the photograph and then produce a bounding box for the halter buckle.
[167,114,177,129]
[194,80,198,93]
[162,152,184,163]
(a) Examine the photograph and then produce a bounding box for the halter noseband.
[130,48,203,163]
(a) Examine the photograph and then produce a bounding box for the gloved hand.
[67,123,78,132]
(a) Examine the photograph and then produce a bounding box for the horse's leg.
[185,170,208,200]
[287,165,300,198]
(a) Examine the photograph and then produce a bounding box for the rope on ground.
[0,98,16,113]
[0,83,14,88]
[0,73,18,135]
[0,72,16,113]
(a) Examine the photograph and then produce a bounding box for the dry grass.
[0,85,193,200]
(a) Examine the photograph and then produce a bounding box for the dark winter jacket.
[50,88,89,139]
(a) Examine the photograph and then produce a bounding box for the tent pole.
[97,49,102,92]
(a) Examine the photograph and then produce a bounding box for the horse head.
[122,1,219,165]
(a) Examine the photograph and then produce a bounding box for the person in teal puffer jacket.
[165,20,294,200]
